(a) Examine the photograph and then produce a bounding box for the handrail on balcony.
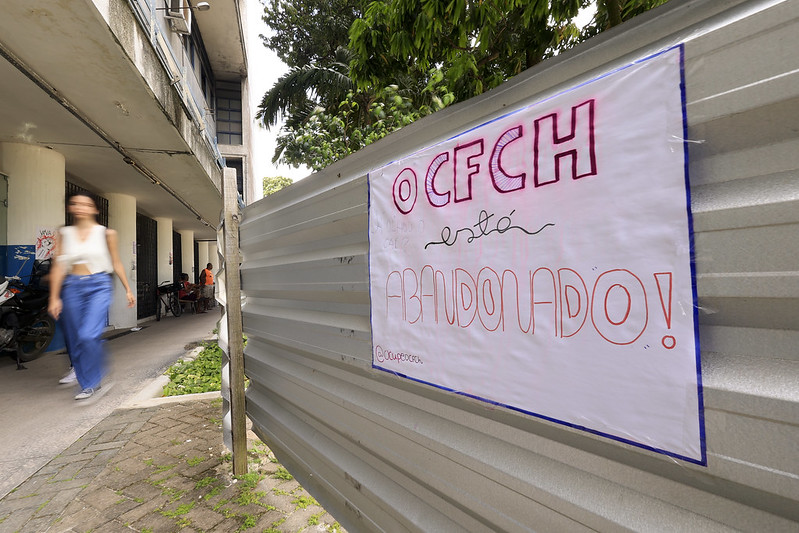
[126,0,221,162]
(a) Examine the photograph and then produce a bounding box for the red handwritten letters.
[384,266,675,348]
[393,100,597,214]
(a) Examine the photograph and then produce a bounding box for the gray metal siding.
[239,0,799,530]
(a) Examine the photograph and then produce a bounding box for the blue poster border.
[367,44,706,466]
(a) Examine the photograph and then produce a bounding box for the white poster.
[368,46,705,463]
[35,227,56,260]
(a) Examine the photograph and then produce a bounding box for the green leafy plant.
[186,456,206,467]
[195,477,217,489]
[236,490,267,507]
[162,341,223,396]
[203,485,224,500]
[292,495,318,509]
[264,517,286,533]
[272,467,293,481]
[235,472,263,490]
[161,502,194,518]
[239,513,257,530]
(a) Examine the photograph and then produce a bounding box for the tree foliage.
[259,0,672,170]
[257,0,454,170]
[349,0,671,100]
[259,0,365,68]
[263,176,294,197]
[278,82,454,171]
[256,47,355,130]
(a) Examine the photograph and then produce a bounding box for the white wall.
[107,193,137,328]
[155,216,173,285]
[0,142,64,245]
[178,229,194,279]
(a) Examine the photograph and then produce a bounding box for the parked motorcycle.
[0,259,56,369]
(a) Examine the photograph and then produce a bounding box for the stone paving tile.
[83,439,128,453]
[47,451,96,466]
[1,398,348,533]
[5,474,50,499]
[35,487,83,518]
[48,459,90,482]
[18,515,52,533]
[71,464,106,480]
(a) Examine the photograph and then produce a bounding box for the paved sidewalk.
[0,396,345,533]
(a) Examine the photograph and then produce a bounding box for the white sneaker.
[59,368,77,384]
[75,387,98,400]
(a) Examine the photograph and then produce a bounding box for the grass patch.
[235,472,262,491]
[195,477,217,489]
[186,455,206,467]
[213,499,230,512]
[162,341,223,396]
[204,485,224,500]
[162,502,195,518]
[264,517,286,533]
[162,487,185,502]
[236,490,267,507]
[239,513,257,531]
[272,467,293,481]
[292,495,318,509]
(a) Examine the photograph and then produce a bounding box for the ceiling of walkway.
[0,0,246,239]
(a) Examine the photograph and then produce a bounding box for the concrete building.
[0,0,255,327]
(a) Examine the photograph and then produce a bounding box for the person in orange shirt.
[199,263,214,312]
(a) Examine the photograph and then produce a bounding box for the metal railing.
[127,0,225,168]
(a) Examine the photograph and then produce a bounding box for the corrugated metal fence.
[239,0,799,530]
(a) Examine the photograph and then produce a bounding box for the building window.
[216,80,242,145]
[226,158,244,198]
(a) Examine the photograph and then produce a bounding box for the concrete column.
[107,193,137,328]
[208,240,219,270]
[198,241,209,274]
[0,142,64,276]
[155,217,173,285]
[178,229,194,279]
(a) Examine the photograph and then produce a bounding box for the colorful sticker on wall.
[35,227,56,260]
[368,46,704,464]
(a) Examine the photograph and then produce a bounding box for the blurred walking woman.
[48,194,135,400]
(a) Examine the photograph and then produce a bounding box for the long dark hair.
[66,192,101,225]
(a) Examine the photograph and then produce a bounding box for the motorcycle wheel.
[169,295,183,317]
[17,315,56,362]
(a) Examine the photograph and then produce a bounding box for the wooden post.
[222,167,248,476]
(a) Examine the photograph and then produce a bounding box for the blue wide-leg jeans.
[60,273,113,390]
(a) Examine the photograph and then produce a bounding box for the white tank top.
[58,225,113,274]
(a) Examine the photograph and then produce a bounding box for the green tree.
[278,82,454,171]
[257,47,356,131]
[260,0,365,69]
[263,176,293,197]
[257,0,371,165]
[260,0,670,171]
[256,0,454,169]
[349,0,671,101]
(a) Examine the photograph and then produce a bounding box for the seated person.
[178,273,203,312]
